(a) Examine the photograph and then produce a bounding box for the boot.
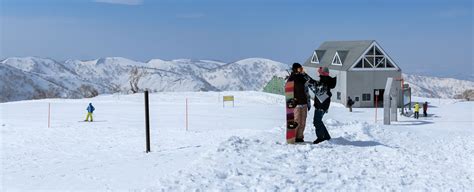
[313,138,325,144]
[295,138,304,143]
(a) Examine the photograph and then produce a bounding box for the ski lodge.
[303,40,403,108]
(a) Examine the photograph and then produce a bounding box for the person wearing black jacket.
[423,102,428,117]
[347,97,355,112]
[311,67,337,144]
[288,63,316,143]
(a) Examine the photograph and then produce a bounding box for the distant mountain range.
[0,57,287,102]
[1,57,473,102]
[402,73,474,98]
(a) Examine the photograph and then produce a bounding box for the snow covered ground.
[1,92,473,191]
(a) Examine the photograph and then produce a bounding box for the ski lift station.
[303,40,410,108]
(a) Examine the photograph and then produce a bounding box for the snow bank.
[156,119,473,191]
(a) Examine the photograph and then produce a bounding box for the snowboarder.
[85,103,95,122]
[347,97,355,112]
[287,63,316,143]
[311,67,336,144]
[414,102,420,119]
[423,102,428,117]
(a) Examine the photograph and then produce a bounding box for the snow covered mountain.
[1,56,473,102]
[63,57,220,93]
[403,73,474,99]
[0,64,70,102]
[0,57,288,102]
[0,57,103,102]
[2,57,91,91]
[203,58,288,91]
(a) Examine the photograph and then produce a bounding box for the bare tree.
[129,67,148,93]
[32,87,62,100]
[109,83,122,93]
[462,89,474,101]
[77,84,99,98]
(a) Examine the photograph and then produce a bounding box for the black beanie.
[292,63,302,72]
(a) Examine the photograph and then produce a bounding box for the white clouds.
[93,0,144,5]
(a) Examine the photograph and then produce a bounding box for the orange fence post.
[186,98,188,131]
[48,103,51,128]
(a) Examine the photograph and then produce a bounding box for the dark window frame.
[362,93,371,101]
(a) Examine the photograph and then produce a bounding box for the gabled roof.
[303,40,375,71]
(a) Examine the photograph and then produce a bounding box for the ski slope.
[1,92,473,191]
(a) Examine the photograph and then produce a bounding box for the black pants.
[313,110,331,140]
[414,112,419,119]
[423,110,427,117]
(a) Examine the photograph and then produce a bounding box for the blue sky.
[1,0,472,78]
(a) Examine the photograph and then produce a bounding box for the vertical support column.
[391,95,397,121]
[384,78,393,125]
[392,79,399,122]
[145,91,151,153]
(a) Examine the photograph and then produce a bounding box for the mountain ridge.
[1,56,473,102]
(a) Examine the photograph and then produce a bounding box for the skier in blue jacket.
[85,103,95,122]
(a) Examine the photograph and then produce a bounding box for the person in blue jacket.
[85,103,95,122]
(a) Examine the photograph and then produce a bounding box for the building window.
[362,93,371,101]
[332,52,342,65]
[311,51,319,64]
[355,97,359,102]
[351,44,398,70]
[337,92,341,100]
[354,60,363,68]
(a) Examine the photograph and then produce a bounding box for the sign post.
[223,95,234,108]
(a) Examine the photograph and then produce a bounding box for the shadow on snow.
[391,120,434,126]
[329,137,386,147]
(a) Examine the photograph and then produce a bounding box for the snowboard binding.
[287,121,298,129]
[286,98,297,108]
